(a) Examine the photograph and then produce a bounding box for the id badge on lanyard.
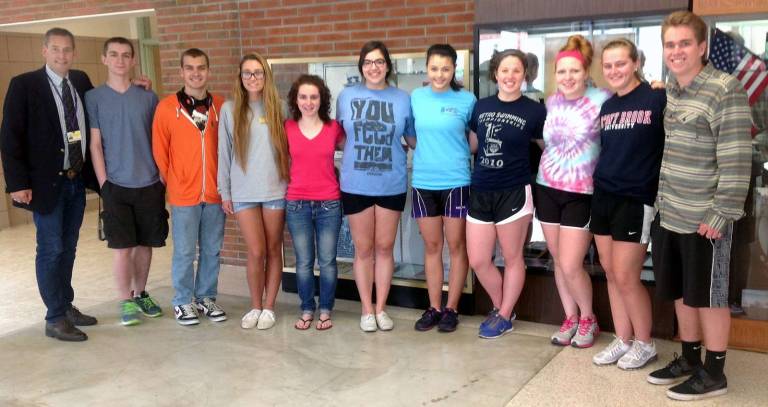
[67,130,82,143]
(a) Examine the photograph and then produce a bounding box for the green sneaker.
[120,300,142,326]
[134,291,163,318]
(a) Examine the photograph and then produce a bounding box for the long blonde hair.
[232,53,289,181]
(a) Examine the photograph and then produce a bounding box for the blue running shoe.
[479,308,499,330]
[480,309,516,330]
[479,313,514,339]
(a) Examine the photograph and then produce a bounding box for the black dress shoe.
[66,306,98,326]
[45,318,88,342]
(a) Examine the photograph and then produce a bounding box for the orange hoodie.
[152,93,224,206]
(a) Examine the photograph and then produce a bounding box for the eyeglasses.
[241,70,265,80]
[362,59,386,68]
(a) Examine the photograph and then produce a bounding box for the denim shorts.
[233,199,286,213]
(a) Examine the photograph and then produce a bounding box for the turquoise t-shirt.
[411,86,476,190]
[336,84,414,196]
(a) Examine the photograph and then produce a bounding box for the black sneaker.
[666,367,727,401]
[647,353,699,385]
[414,307,442,331]
[438,308,459,333]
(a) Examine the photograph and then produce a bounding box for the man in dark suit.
[1,27,99,341]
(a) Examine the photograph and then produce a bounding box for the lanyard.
[46,74,79,125]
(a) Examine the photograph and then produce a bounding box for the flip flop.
[294,313,313,330]
[316,315,333,331]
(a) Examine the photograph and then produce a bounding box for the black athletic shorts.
[590,187,655,244]
[100,180,169,249]
[411,186,469,218]
[651,217,733,308]
[340,191,407,215]
[466,185,533,225]
[534,183,591,228]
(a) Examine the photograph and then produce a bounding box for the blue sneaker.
[479,308,498,330]
[479,313,514,339]
[479,309,516,330]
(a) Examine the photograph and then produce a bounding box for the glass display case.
[707,16,768,322]
[269,51,475,296]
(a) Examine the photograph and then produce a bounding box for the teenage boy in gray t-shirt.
[86,37,167,327]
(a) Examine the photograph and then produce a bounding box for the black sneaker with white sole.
[647,353,699,385]
[195,297,227,322]
[174,303,200,326]
[666,367,727,401]
[437,308,459,333]
[414,307,442,331]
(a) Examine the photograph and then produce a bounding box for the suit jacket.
[1,66,99,214]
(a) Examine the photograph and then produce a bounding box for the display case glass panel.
[709,17,768,320]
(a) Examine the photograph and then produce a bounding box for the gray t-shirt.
[217,100,287,202]
[85,84,159,188]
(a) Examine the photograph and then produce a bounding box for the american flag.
[709,28,768,105]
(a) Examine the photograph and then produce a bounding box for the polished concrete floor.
[1,214,767,406]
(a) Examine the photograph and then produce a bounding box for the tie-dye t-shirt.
[536,87,612,194]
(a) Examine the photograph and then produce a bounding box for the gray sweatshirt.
[217,100,287,202]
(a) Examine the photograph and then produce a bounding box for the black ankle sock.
[682,340,703,366]
[704,350,726,379]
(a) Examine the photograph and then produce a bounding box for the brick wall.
[0,0,475,265]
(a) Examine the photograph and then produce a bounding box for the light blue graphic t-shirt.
[411,86,476,190]
[336,84,414,196]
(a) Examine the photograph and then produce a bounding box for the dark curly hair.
[287,74,332,123]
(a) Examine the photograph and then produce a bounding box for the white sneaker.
[241,308,262,329]
[375,311,394,331]
[618,339,658,370]
[256,309,276,330]
[592,336,632,365]
[360,314,377,332]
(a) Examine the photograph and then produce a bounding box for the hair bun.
[561,34,593,69]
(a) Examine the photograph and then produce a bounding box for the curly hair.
[287,74,332,123]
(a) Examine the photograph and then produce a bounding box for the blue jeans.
[286,199,342,314]
[32,177,86,322]
[170,203,225,306]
